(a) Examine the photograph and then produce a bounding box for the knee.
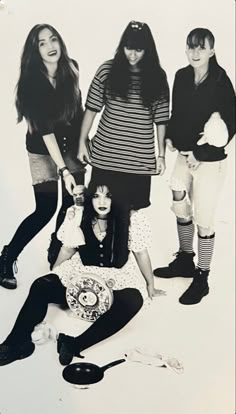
[171,191,192,219]
[172,190,185,202]
[35,201,57,221]
[197,226,215,238]
[118,288,143,314]
[133,290,143,313]
[30,274,57,296]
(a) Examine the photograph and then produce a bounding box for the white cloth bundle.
[31,321,58,345]
[125,347,184,374]
[197,112,228,147]
[57,206,85,248]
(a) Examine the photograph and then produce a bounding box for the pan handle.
[101,358,126,372]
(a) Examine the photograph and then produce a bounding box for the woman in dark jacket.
[0,24,85,289]
[154,28,235,305]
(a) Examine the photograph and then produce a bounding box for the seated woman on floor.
[0,180,165,366]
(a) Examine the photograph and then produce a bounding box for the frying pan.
[62,358,126,385]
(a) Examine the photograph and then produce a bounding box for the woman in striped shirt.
[78,21,169,209]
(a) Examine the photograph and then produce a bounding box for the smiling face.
[92,186,112,217]
[186,38,214,71]
[38,27,61,67]
[124,46,145,70]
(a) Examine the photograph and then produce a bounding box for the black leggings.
[4,274,143,353]
[7,171,84,259]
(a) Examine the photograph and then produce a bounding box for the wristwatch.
[59,166,69,176]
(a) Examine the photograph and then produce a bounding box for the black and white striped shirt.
[86,60,169,175]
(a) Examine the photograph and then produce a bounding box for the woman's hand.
[180,151,201,170]
[156,156,166,176]
[147,282,166,299]
[77,143,91,165]
[166,139,176,152]
[63,173,76,196]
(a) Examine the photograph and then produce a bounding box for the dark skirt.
[90,167,151,209]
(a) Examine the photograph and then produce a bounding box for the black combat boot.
[153,251,195,278]
[0,341,35,366]
[0,245,17,289]
[179,268,209,305]
[47,233,62,270]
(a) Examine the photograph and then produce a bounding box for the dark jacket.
[167,65,235,161]
[24,60,84,155]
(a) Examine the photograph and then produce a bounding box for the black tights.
[5,274,143,352]
[7,171,84,259]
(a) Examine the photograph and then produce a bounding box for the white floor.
[0,146,235,414]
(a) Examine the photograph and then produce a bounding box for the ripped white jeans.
[170,153,227,230]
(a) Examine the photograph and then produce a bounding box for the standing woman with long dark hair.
[0,24,85,290]
[78,21,169,209]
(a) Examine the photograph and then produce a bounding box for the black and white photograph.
[0,1,235,413]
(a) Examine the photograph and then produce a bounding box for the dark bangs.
[187,28,215,49]
[123,30,146,50]
[121,21,148,50]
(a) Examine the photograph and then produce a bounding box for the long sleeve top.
[167,65,235,161]
[23,60,84,156]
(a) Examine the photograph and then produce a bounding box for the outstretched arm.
[133,249,166,299]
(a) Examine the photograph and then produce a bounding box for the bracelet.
[158,155,165,159]
[59,166,68,176]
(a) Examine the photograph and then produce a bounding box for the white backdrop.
[0,2,235,413]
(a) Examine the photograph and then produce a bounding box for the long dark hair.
[82,181,130,268]
[186,28,222,75]
[16,24,80,131]
[107,21,169,108]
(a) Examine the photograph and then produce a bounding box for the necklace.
[194,71,209,89]
[93,218,107,241]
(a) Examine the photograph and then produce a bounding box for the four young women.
[0,21,235,365]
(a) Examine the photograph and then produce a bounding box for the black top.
[78,221,114,267]
[167,65,235,161]
[24,61,84,155]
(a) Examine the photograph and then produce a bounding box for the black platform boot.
[47,233,62,270]
[153,251,195,279]
[0,245,17,289]
[179,268,209,305]
[0,341,35,366]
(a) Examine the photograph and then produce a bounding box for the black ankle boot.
[47,233,62,270]
[57,333,75,366]
[179,268,209,305]
[0,341,35,366]
[57,333,84,366]
[153,251,195,278]
[0,246,17,289]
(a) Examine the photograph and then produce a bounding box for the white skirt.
[54,252,150,308]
